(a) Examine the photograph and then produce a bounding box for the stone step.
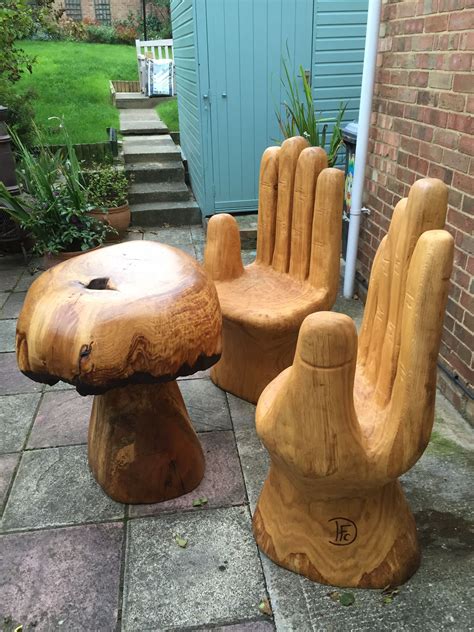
[131,200,201,226]
[125,161,184,183]
[119,108,168,135]
[129,181,190,204]
[115,93,174,109]
[123,135,181,164]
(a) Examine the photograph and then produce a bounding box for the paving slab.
[0,393,41,453]
[120,108,168,135]
[143,226,193,245]
[130,431,247,518]
[0,352,42,395]
[0,523,123,631]
[123,507,268,630]
[14,269,43,291]
[202,623,274,631]
[0,268,22,292]
[179,378,232,432]
[1,445,124,531]
[191,224,205,243]
[0,452,19,510]
[227,393,256,431]
[27,390,92,448]
[0,291,26,319]
[0,319,16,352]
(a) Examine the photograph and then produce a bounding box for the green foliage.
[156,98,179,131]
[14,40,137,143]
[276,55,347,167]
[83,164,129,208]
[0,124,110,255]
[0,81,37,147]
[0,0,36,82]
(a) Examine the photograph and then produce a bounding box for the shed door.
[203,0,313,214]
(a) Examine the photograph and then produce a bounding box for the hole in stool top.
[16,241,222,395]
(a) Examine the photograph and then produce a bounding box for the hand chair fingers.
[386,230,454,475]
[373,179,448,406]
[256,146,280,266]
[307,168,344,304]
[204,213,244,282]
[272,136,309,273]
[289,147,328,281]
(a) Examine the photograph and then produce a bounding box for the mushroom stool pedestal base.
[88,381,205,504]
[253,466,420,589]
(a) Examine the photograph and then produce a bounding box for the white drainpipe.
[343,0,382,298]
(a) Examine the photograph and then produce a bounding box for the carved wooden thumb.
[253,178,454,588]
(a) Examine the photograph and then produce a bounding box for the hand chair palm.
[205,136,344,403]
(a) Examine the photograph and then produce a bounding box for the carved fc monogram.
[328,517,358,546]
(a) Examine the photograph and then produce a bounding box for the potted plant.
[0,125,111,267]
[83,163,131,239]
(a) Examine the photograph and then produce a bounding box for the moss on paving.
[14,40,137,144]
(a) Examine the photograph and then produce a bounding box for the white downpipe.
[343,0,382,298]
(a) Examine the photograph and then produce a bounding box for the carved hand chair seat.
[204,136,344,403]
[253,178,454,588]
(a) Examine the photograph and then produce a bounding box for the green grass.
[156,97,179,132]
[15,40,137,144]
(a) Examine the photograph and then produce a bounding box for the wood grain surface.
[253,178,454,588]
[16,240,222,394]
[205,137,344,403]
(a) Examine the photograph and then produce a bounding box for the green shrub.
[0,81,37,147]
[83,163,130,208]
[84,24,117,44]
[0,0,36,82]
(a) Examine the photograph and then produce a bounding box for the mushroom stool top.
[16,241,222,395]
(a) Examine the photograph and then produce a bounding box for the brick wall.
[359,0,473,421]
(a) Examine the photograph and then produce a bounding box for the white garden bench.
[135,39,176,96]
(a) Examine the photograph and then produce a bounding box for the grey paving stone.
[27,390,92,448]
[43,380,75,392]
[333,290,364,331]
[144,226,193,245]
[0,353,42,395]
[0,319,16,352]
[0,268,22,292]
[123,228,144,241]
[0,523,123,631]
[130,431,246,517]
[233,426,269,514]
[227,393,256,431]
[179,366,211,380]
[180,378,232,432]
[0,393,41,453]
[194,242,205,262]
[1,445,124,531]
[0,453,19,511]
[191,224,205,243]
[0,291,26,319]
[0,293,8,309]
[202,623,274,631]
[123,507,268,630]
[14,269,43,291]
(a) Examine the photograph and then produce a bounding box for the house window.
[65,0,82,21]
[94,0,112,25]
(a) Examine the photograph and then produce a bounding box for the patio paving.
[0,227,473,631]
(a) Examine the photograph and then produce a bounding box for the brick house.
[59,0,166,24]
[360,0,473,422]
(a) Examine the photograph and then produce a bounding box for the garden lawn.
[15,40,137,144]
[156,97,179,132]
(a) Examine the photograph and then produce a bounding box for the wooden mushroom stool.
[16,241,222,504]
[253,178,454,588]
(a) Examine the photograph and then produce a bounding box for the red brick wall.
[360,0,473,421]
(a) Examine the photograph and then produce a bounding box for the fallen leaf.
[258,598,272,616]
[383,596,393,605]
[192,497,208,507]
[327,591,340,602]
[174,534,188,548]
[14,626,23,632]
[339,592,355,606]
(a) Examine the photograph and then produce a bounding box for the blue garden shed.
[170,0,368,217]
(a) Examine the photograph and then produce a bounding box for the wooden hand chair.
[253,178,454,588]
[204,136,344,403]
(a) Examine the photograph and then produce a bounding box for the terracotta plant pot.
[43,245,101,269]
[88,203,131,241]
